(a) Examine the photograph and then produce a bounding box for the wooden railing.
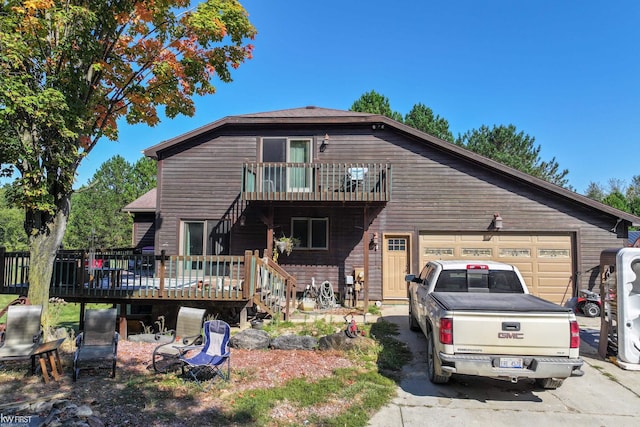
[242,162,391,202]
[0,248,295,319]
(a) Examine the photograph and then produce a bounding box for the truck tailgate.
[432,293,574,356]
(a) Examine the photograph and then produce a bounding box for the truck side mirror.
[405,274,417,283]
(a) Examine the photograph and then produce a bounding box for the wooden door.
[383,234,410,300]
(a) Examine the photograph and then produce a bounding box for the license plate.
[499,357,523,369]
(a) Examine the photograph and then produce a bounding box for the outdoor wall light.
[239,215,246,227]
[492,213,503,230]
[370,232,379,251]
[320,134,329,152]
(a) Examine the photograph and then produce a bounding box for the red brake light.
[570,321,580,349]
[440,318,453,344]
[466,264,489,270]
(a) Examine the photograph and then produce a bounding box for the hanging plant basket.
[274,236,300,256]
[276,241,288,253]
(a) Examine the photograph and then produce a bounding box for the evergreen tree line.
[350,90,640,218]
[0,156,156,251]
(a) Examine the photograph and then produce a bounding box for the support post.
[363,207,369,311]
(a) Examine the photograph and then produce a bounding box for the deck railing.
[242,162,391,202]
[0,248,295,319]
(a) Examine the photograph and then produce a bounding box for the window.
[387,238,406,251]
[181,220,230,268]
[261,137,312,191]
[291,217,328,249]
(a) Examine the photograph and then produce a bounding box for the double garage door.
[419,233,573,304]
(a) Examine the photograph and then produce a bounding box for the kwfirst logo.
[498,332,524,339]
[0,413,33,425]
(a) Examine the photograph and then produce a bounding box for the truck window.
[488,271,523,293]
[434,271,467,292]
[434,269,523,293]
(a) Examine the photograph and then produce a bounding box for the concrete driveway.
[367,305,640,427]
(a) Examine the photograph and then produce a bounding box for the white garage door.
[419,233,573,304]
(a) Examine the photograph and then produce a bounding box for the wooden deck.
[0,249,296,320]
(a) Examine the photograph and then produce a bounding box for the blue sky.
[75,0,640,194]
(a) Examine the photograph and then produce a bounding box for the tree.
[63,155,156,249]
[0,1,256,325]
[404,103,454,142]
[456,125,571,188]
[602,191,630,212]
[0,187,29,251]
[585,182,606,202]
[350,90,403,122]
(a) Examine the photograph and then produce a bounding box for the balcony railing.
[241,162,391,202]
[0,248,296,320]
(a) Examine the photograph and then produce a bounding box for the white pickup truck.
[406,260,584,389]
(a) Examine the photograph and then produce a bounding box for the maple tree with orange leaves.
[0,0,256,324]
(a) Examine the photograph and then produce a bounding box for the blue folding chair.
[179,320,230,387]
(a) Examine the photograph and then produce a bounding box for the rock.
[318,332,375,351]
[127,333,167,343]
[270,334,318,350]
[229,329,270,349]
[76,405,93,417]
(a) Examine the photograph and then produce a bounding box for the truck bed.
[431,292,571,313]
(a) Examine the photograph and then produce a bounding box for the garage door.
[419,233,573,304]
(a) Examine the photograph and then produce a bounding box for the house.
[126,106,640,306]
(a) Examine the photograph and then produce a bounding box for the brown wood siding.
[132,213,155,248]
[154,124,626,301]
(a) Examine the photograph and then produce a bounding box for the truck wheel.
[426,330,449,384]
[535,378,564,389]
[408,301,420,331]
[583,302,600,318]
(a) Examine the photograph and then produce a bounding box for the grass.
[226,318,410,426]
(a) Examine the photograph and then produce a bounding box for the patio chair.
[73,308,118,381]
[0,305,43,362]
[178,319,231,387]
[152,306,206,373]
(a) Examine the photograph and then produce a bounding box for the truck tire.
[535,378,564,389]
[408,300,420,331]
[426,330,449,384]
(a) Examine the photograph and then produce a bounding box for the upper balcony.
[241,162,391,202]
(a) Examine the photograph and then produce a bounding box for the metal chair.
[73,308,118,381]
[152,307,206,373]
[0,305,43,362]
[179,320,231,388]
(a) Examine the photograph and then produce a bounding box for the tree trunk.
[27,200,69,334]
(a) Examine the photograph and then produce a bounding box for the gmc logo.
[498,332,524,339]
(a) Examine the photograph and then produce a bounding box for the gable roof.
[142,106,640,226]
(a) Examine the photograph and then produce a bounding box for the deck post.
[363,207,370,311]
[243,250,253,300]
[158,250,166,297]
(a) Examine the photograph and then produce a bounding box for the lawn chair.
[73,308,118,381]
[179,320,231,387]
[152,306,206,373]
[0,305,43,362]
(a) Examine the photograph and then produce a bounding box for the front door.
[382,234,410,299]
